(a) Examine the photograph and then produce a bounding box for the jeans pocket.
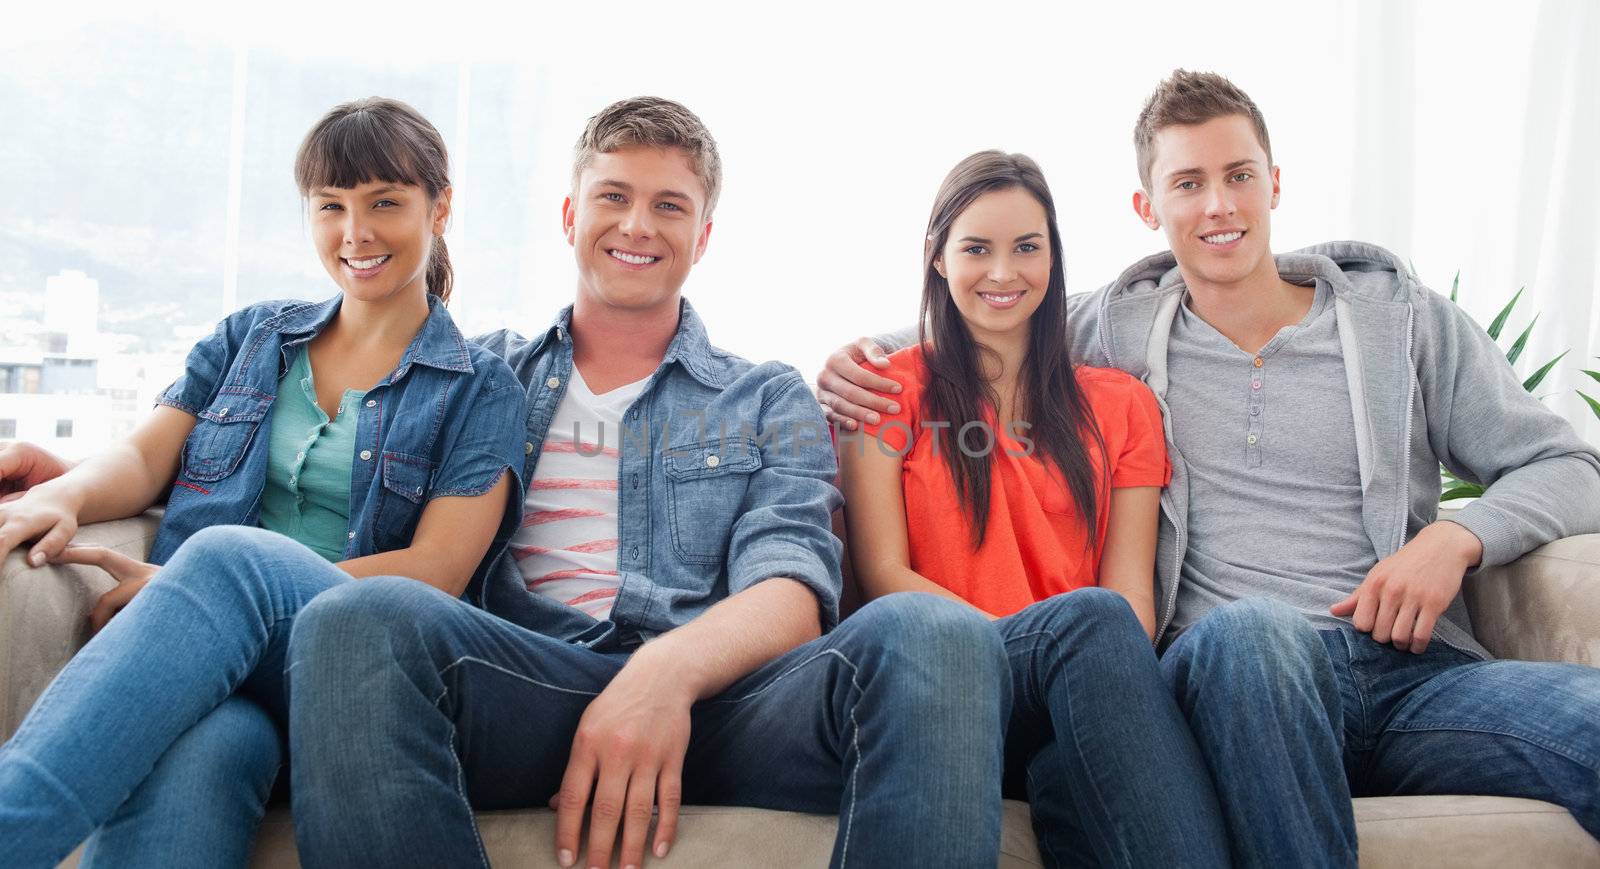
[374,451,435,550]
[182,391,272,482]
[663,436,761,564]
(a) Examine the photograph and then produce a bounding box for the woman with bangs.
[0,98,526,867]
[838,151,1230,866]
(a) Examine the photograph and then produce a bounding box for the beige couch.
[3,512,1598,868]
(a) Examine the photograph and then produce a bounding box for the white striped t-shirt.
[512,367,648,621]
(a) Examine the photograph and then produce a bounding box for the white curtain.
[1347,0,1600,440]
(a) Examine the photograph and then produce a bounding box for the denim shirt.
[152,294,527,578]
[471,298,843,648]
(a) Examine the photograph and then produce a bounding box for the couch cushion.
[62,796,1599,868]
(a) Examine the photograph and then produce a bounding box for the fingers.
[584,765,631,869]
[617,767,660,869]
[816,377,900,425]
[1369,586,1401,644]
[652,761,682,861]
[0,513,61,567]
[1410,609,1439,654]
[88,579,142,634]
[1349,579,1380,634]
[1328,591,1358,617]
[554,750,597,868]
[824,348,903,397]
[852,337,894,370]
[1388,599,1421,650]
[49,545,143,581]
[28,518,78,566]
[0,492,23,504]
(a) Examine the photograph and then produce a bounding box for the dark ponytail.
[294,96,454,304]
[428,236,453,304]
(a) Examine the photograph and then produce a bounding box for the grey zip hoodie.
[878,241,1600,653]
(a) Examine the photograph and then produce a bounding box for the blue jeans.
[0,525,350,868]
[285,586,1008,868]
[1163,598,1600,868]
[998,589,1229,868]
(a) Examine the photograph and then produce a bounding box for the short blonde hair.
[571,96,722,218]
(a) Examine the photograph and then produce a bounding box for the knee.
[1036,587,1144,635]
[1182,597,1320,661]
[158,697,282,787]
[156,525,292,597]
[846,593,1007,684]
[289,577,449,664]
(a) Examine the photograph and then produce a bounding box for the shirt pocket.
[181,391,273,483]
[662,436,762,565]
[374,451,435,550]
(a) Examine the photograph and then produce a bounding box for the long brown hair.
[294,97,454,303]
[918,150,1106,549]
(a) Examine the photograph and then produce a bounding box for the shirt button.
[289,475,297,485]
[705,454,720,468]
[1250,407,1260,416]
[1251,380,1261,390]
[546,377,561,389]
[630,547,639,558]
[296,451,306,461]
[347,531,356,539]
[524,442,535,455]
[217,407,230,417]
[1247,434,1258,444]
[414,486,423,496]
[360,450,373,461]
[1253,357,1264,368]
[366,399,376,408]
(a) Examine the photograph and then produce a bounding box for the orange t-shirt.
[855,345,1170,617]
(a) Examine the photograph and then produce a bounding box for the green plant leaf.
[1505,314,1540,365]
[1579,390,1600,421]
[1485,287,1523,341]
[1450,270,1460,303]
[1440,483,1485,502]
[1521,350,1568,392]
[1582,369,1600,386]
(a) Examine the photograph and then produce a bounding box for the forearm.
[859,564,987,617]
[1098,575,1156,640]
[625,577,824,702]
[38,444,171,524]
[337,547,471,597]
[1451,454,1600,567]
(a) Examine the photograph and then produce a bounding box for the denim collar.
[261,293,474,375]
[541,296,725,389]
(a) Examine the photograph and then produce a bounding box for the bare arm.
[0,442,77,501]
[837,427,986,614]
[1095,486,1161,640]
[0,405,196,563]
[338,472,514,598]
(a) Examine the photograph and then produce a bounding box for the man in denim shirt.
[283,98,1008,869]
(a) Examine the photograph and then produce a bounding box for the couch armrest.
[1463,534,1600,666]
[0,511,162,741]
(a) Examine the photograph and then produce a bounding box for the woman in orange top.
[839,151,1229,867]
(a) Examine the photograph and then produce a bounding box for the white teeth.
[347,255,390,269]
[1202,231,1243,245]
[609,250,659,265]
[980,292,1021,303]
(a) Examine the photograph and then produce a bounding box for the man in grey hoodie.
[819,69,1600,866]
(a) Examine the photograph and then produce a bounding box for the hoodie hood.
[1104,240,1417,304]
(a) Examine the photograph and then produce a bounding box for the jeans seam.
[1002,629,1055,720]
[1023,765,1062,869]
[704,648,864,868]
[1383,721,1600,770]
[430,677,494,869]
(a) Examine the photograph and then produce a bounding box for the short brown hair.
[1134,70,1272,190]
[571,96,722,218]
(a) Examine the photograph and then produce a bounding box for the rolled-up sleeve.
[726,370,845,630]
[158,314,251,415]
[431,356,529,503]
